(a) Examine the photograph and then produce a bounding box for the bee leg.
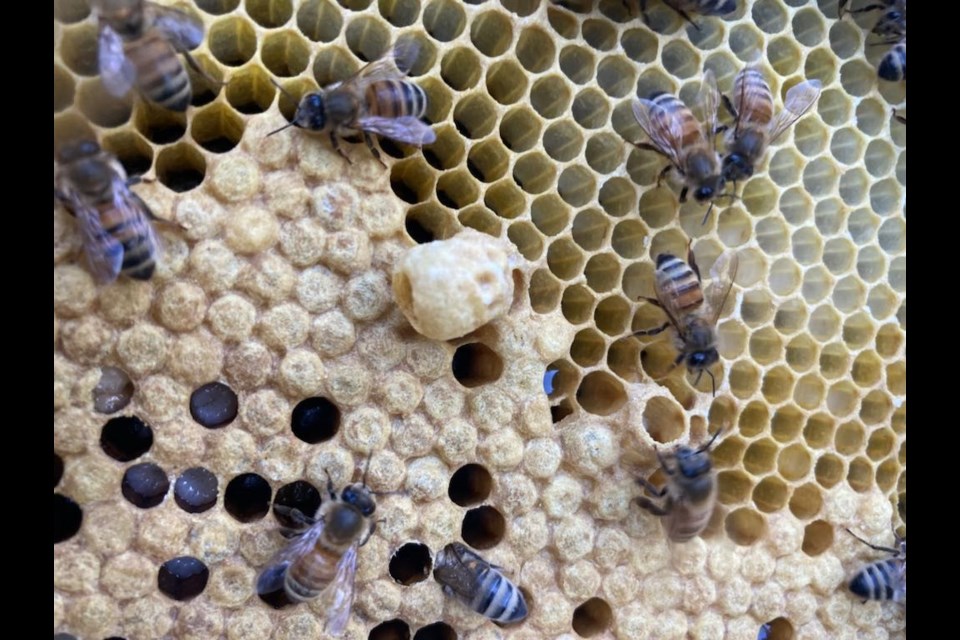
[363,131,388,168]
[656,164,674,188]
[181,50,225,88]
[662,2,701,31]
[892,109,906,125]
[330,132,354,164]
[634,495,670,516]
[679,186,689,203]
[322,468,339,501]
[634,321,671,337]
[686,241,701,281]
[721,94,739,121]
[639,295,663,308]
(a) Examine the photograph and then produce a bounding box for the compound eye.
[695,187,713,201]
[308,94,323,109]
[690,352,708,367]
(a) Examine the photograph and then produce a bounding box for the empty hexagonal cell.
[484,179,526,220]
[716,207,751,247]
[54,0,91,22]
[767,148,803,188]
[189,103,244,154]
[818,88,852,129]
[133,101,186,144]
[567,88,609,131]
[869,177,903,216]
[752,0,787,33]
[209,16,257,66]
[196,0,241,14]
[728,23,762,62]
[585,132,625,174]
[770,298,806,337]
[729,359,759,399]
[747,327,782,366]
[572,597,613,638]
[717,318,746,360]
[875,323,904,359]
[60,23,100,76]
[769,406,801,444]
[782,332,817,372]
[855,245,887,284]
[860,389,893,426]
[867,283,899,320]
[571,328,607,367]
[543,120,585,163]
[486,59,529,105]
[801,414,834,451]
[391,158,436,204]
[866,426,896,462]
[596,178,634,219]
[732,401,764,439]
[576,373,627,415]
[389,542,432,586]
[97,131,152,178]
[499,106,542,152]
[546,239,585,282]
[224,473,272,522]
[582,254,621,295]
[777,443,811,482]
[802,157,840,198]
[406,203,457,243]
[529,268,562,313]
[801,266,833,305]
[752,476,788,513]
[814,453,844,489]
[452,343,503,388]
[725,507,764,546]
[222,66,275,114]
[843,312,876,350]
[261,30,311,78]
[436,169,480,210]
[438,47,480,92]
[295,0,342,41]
[740,178,777,218]
[516,26,556,73]
[53,64,75,114]
[792,374,824,410]
[453,93,498,139]
[743,439,777,476]
[805,305,839,344]
[420,127,465,172]
[507,220,544,261]
[344,15,392,62]
[156,143,206,193]
[846,456,874,493]
[559,167,597,207]
[826,380,860,418]
[607,337,642,383]
[606,221,645,263]
[801,519,833,557]
[75,77,132,128]
[888,256,905,293]
[779,187,812,226]
[369,619,411,640]
[469,9,512,57]
[595,295,631,336]
[641,395,684,444]
[414,622,457,640]
[765,35,801,76]
[596,55,635,98]
[886,361,905,396]
[712,430,746,469]
[559,45,596,85]
[528,195,570,238]
[876,458,900,492]
[246,0,293,27]
[657,40,699,80]
[622,26,658,63]
[740,290,773,328]
[765,259,800,298]
[833,276,867,315]
[789,482,823,520]
[849,351,882,389]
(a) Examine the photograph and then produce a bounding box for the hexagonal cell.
[801,519,833,557]
[876,458,900,493]
[245,0,293,28]
[826,380,860,418]
[101,130,154,177]
[832,276,866,315]
[406,203,457,243]
[53,64,75,114]
[815,197,845,236]
[766,35,801,76]
[743,438,777,476]
[156,143,205,193]
[843,312,876,350]
[572,88,610,129]
[440,47,481,91]
[875,323,904,360]
[622,27,658,64]
[777,188,811,227]
[727,23,762,62]
[802,157,840,198]
[729,359,759,399]
[860,389,893,426]
[656,40,700,80]
[585,132,625,175]
[487,59,529,105]
[452,343,503,388]
[422,0,466,42]
[866,426,896,463]
[717,207,751,247]
[511,152,555,195]
[818,88,851,128]
[223,66,276,115]
[261,30,311,77]
[747,327,782,366]
[725,507,764,546]
[421,77,453,124]
[792,373,824,411]
[572,597,613,638]
[869,178,903,216]
[508,221,544,261]
[528,195,569,238]
[607,336,642,383]
[752,476,788,513]
[546,359,579,399]
[470,9,512,57]
[752,0,787,33]
[886,361,905,397]
[596,55,635,98]
[60,23,100,76]
[189,103,244,154]
[867,282,898,320]
[767,148,803,188]
[593,294,629,336]
[789,482,823,520]
[577,371,627,416]
[801,266,832,304]
[54,0,91,23]
[559,166,597,207]
[761,366,794,405]
[369,619,411,640]
[717,469,752,505]
[453,93,498,139]
[801,413,834,451]
[772,298,807,336]
[196,0,241,14]
[391,157,436,205]
[209,16,258,66]
[596,178,636,219]
[584,253,622,294]
[559,44,596,85]
[805,47,838,87]
[777,442,812,482]
[878,216,905,255]
[849,351,883,389]
[808,304,840,342]
[732,401,764,439]
[529,268,563,314]
[436,169,480,210]
[500,106,543,152]
[814,453,844,489]
[543,120,585,163]
[293,1,343,42]
[640,395,684,444]
[571,328,607,367]
[782,333,816,373]
[740,289,773,328]
[516,26,556,73]
[275,76,317,122]
[846,456,874,493]
[530,75,573,120]
[888,255,905,293]
[343,15,394,63]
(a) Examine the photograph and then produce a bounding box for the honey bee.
[634,244,739,396]
[54,139,160,283]
[256,470,377,636]
[845,528,906,603]
[632,1,737,30]
[93,0,209,112]
[893,109,906,125]
[720,67,822,185]
[634,429,722,542]
[270,41,436,166]
[631,70,728,225]
[839,0,906,82]
[433,542,529,624]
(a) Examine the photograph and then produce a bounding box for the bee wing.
[98,24,136,97]
[767,80,822,143]
[705,250,740,326]
[255,521,327,595]
[631,99,684,168]
[148,4,205,51]
[696,69,720,145]
[323,543,359,637]
[357,115,436,146]
[340,40,419,94]
[72,196,124,284]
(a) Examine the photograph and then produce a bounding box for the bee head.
[722,153,753,182]
[326,503,366,544]
[341,483,376,517]
[293,93,327,130]
[693,176,725,203]
[58,140,101,164]
[686,349,719,371]
[673,446,712,479]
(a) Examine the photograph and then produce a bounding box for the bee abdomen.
[285,547,340,602]
[472,569,527,623]
[129,33,191,111]
[655,254,704,313]
[734,69,774,123]
[365,80,427,119]
[849,559,903,601]
[878,43,906,81]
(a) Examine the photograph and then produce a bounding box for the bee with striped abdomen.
[634,429,722,542]
[433,542,528,624]
[256,470,377,636]
[93,0,210,112]
[720,67,822,185]
[270,40,436,166]
[631,70,728,225]
[54,139,160,283]
[846,528,906,603]
[634,244,739,396]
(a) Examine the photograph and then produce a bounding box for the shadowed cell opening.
[225,472,273,522]
[448,463,493,507]
[572,597,613,637]
[413,622,457,640]
[291,397,341,444]
[54,493,82,543]
[273,480,322,528]
[100,416,153,462]
[461,505,506,549]
[369,619,411,640]
[389,542,433,585]
[452,343,504,387]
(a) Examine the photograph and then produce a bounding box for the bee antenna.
[696,426,723,453]
[269,77,296,100]
[707,368,716,396]
[266,122,296,137]
[700,202,715,226]
[361,453,373,487]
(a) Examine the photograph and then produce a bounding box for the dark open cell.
[572,597,613,637]
[389,542,433,585]
[121,462,170,509]
[291,397,341,444]
[100,416,154,462]
[54,493,83,543]
[461,505,506,549]
[413,622,457,640]
[273,480,322,528]
[190,382,239,428]
[224,472,272,522]
[54,453,64,488]
[93,366,135,414]
[405,215,436,244]
[551,399,574,423]
[157,556,209,601]
[369,619,411,640]
[451,343,504,387]
[258,583,295,609]
[174,467,219,513]
[448,464,493,507]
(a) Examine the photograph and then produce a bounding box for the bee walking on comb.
[839,0,906,82]
[433,542,529,624]
[54,139,162,283]
[256,466,378,636]
[846,528,906,604]
[634,244,738,396]
[93,0,215,112]
[269,40,436,166]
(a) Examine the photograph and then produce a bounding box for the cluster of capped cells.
[54,0,905,639]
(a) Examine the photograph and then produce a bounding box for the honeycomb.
[54,0,906,638]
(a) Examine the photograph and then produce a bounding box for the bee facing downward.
[93,0,208,112]
[433,542,529,624]
[54,140,160,284]
[634,429,722,542]
[270,41,436,166]
[256,470,377,637]
[630,70,728,225]
[720,67,822,185]
[634,245,739,396]
[846,528,906,603]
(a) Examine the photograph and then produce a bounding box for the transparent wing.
[631,99,684,167]
[118,185,163,263]
[705,250,740,325]
[357,115,436,145]
[323,543,359,637]
[72,197,124,284]
[768,80,822,143]
[339,40,419,93]
[696,69,719,147]
[98,24,136,97]
[255,521,326,595]
[148,4,204,51]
